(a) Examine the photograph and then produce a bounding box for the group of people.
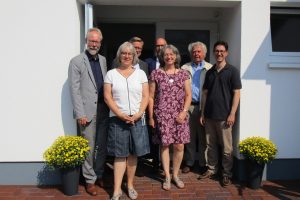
[68,27,242,200]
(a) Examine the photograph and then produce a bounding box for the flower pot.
[246,159,265,189]
[60,167,80,196]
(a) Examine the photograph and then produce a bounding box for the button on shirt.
[191,61,204,102]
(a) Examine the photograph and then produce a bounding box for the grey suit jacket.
[68,52,107,121]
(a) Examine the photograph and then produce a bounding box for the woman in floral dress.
[148,45,192,190]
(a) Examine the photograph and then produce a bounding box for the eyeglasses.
[88,40,101,44]
[121,52,133,56]
[214,50,226,54]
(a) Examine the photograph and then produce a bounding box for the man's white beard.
[87,48,99,56]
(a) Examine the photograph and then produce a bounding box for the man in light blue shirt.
[181,41,212,174]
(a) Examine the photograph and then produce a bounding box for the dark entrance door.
[98,23,155,69]
[165,30,210,65]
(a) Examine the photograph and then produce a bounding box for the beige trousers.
[205,118,233,178]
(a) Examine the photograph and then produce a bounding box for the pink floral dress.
[150,69,190,146]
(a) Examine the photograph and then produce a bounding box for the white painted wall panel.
[240,0,300,158]
[239,0,272,143]
[0,0,81,161]
[1,0,299,162]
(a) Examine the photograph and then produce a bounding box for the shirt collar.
[212,63,229,72]
[192,60,204,69]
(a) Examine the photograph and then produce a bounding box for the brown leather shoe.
[86,183,97,196]
[182,166,191,173]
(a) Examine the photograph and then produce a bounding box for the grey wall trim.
[233,158,300,181]
[1,159,300,185]
[267,159,300,180]
[0,162,60,185]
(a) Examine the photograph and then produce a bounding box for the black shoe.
[182,166,191,173]
[222,176,231,186]
[199,166,208,174]
[198,170,215,179]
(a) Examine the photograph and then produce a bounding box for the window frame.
[269,5,300,69]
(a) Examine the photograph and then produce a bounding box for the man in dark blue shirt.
[199,41,242,187]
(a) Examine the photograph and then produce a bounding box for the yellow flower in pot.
[43,136,90,195]
[44,136,90,169]
[239,136,277,189]
[239,136,277,164]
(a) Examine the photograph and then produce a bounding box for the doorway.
[165,29,210,65]
[97,23,155,69]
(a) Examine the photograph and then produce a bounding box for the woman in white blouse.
[104,42,149,200]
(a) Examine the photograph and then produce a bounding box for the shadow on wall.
[61,80,77,136]
[242,30,300,180]
[37,80,76,186]
[36,164,60,186]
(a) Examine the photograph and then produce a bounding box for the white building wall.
[240,0,271,139]
[0,0,299,163]
[0,0,81,161]
[267,0,300,158]
[240,0,300,158]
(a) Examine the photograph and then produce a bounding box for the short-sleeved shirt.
[104,68,148,117]
[203,64,242,120]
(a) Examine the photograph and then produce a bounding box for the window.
[271,8,300,52]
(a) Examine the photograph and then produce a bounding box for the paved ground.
[0,160,299,200]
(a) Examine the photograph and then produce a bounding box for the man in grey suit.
[68,27,109,196]
[111,36,149,76]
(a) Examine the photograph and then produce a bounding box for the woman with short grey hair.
[104,42,150,200]
[158,44,182,68]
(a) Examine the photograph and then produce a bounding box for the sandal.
[128,188,138,200]
[173,176,185,189]
[110,192,122,200]
[162,177,171,191]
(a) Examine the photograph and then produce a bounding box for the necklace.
[164,68,176,83]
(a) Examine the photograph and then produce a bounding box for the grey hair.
[188,41,207,56]
[116,42,139,66]
[158,44,181,69]
[86,27,103,40]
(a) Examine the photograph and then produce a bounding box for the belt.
[191,102,199,105]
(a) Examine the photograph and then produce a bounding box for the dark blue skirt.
[107,116,150,157]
